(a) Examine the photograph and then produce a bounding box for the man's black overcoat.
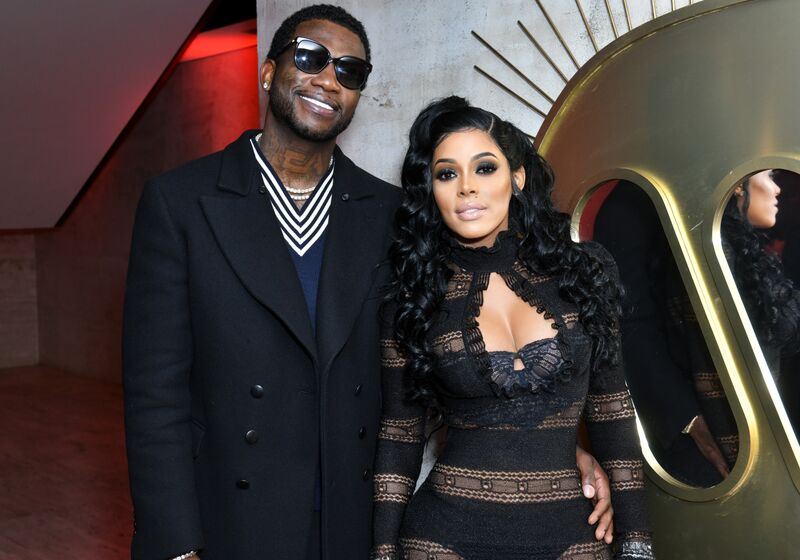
[123,130,401,559]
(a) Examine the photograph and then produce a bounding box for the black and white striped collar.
[250,134,334,257]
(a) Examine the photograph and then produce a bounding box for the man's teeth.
[302,96,334,110]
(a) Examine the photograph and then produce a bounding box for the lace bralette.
[486,337,566,396]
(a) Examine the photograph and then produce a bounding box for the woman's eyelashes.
[476,162,497,174]
[435,167,457,181]
[434,162,498,182]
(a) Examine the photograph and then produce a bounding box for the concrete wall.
[0,234,38,368]
[35,46,260,381]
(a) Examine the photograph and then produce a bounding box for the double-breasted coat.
[123,130,401,559]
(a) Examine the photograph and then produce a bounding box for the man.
[123,5,614,560]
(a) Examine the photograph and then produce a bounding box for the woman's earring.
[263,82,270,91]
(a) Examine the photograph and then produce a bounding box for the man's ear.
[260,59,276,91]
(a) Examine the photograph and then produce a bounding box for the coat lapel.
[200,132,316,360]
[316,148,391,375]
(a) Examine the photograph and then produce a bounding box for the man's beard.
[269,86,355,142]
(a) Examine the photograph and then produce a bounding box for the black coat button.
[362,468,370,481]
[358,426,366,439]
[341,193,350,201]
[236,479,250,489]
[251,384,264,398]
[354,384,362,396]
[258,185,267,194]
[245,430,259,444]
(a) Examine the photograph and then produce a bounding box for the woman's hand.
[576,445,614,544]
[687,414,730,479]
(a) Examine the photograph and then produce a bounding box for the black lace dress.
[372,234,654,560]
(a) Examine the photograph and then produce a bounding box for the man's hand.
[687,414,730,479]
[576,445,614,544]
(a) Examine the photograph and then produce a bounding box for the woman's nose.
[458,180,476,195]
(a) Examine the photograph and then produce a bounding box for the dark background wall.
[0,234,38,368]
[33,45,260,382]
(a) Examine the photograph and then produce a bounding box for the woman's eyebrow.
[433,152,498,166]
[471,152,497,161]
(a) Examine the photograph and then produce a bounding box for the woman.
[722,169,800,374]
[371,97,653,559]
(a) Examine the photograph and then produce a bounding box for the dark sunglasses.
[276,36,372,90]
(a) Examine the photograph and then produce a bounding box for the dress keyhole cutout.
[476,272,556,356]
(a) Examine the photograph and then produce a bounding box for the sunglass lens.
[295,41,328,73]
[335,58,369,90]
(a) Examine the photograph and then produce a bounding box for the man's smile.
[298,94,338,115]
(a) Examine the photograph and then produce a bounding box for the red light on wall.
[579,180,618,241]
[181,20,258,62]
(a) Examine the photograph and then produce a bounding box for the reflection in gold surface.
[584,181,740,488]
[534,0,800,557]
[720,170,800,423]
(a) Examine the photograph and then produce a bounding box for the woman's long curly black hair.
[722,176,794,345]
[386,96,622,407]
